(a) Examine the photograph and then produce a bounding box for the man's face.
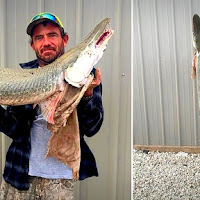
[31,23,68,66]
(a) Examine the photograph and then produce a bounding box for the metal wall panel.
[0,0,131,200]
[133,0,200,146]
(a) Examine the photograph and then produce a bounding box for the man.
[0,12,103,200]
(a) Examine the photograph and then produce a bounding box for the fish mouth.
[96,29,114,47]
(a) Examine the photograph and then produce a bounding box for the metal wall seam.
[37,0,45,12]
[135,0,149,144]
[171,0,181,146]
[116,0,131,198]
[26,1,29,62]
[153,0,165,145]
[75,0,82,44]
[14,0,17,67]
[108,0,122,198]
[131,0,133,199]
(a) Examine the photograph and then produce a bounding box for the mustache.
[41,46,56,53]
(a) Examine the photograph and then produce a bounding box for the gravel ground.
[133,149,200,200]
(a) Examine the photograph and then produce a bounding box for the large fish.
[0,18,114,123]
[192,14,200,115]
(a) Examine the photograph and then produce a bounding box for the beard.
[35,42,65,65]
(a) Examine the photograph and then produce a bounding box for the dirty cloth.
[46,74,94,180]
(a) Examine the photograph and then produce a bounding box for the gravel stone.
[133,149,200,200]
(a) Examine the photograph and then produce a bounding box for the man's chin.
[43,54,57,61]
[36,49,64,65]
[39,56,57,65]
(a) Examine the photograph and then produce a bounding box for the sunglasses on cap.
[30,12,64,28]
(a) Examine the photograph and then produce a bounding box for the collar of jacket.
[19,59,39,69]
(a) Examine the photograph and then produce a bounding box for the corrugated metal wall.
[133,0,200,147]
[0,0,131,200]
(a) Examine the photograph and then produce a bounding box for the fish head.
[85,18,114,65]
[65,18,114,87]
[193,14,200,52]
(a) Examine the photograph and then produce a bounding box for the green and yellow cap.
[26,12,64,36]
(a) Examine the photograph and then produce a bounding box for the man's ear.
[30,42,35,51]
[63,34,69,47]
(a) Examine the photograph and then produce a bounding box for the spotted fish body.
[0,66,64,105]
[0,18,114,123]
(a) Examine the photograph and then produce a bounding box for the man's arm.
[77,68,104,137]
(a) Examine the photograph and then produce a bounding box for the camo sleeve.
[77,82,104,137]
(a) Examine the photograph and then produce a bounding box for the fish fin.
[65,65,93,88]
[65,74,89,88]
[65,68,85,88]
[78,77,88,86]
[39,91,64,124]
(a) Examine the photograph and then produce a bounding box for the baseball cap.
[26,12,64,36]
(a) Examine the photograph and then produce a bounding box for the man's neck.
[38,60,50,67]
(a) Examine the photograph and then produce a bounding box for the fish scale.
[0,65,64,105]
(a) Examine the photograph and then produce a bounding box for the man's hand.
[84,67,101,96]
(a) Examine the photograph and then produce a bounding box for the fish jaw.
[64,19,114,88]
[94,28,114,65]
